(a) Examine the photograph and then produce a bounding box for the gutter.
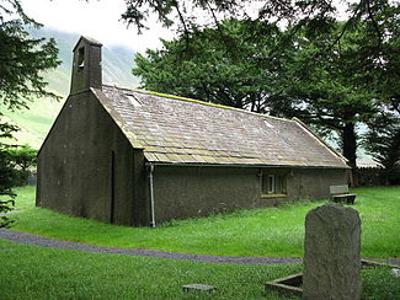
[145,161,351,170]
[148,163,156,227]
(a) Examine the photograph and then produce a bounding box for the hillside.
[1,28,139,148]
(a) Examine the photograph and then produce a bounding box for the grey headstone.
[182,283,215,293]
[303,204,361,300]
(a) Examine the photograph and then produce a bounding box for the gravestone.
[303,204,361,300]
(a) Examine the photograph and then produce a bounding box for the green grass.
[11,186,400,258]
[0,239,399,299]
[0,239,300,300]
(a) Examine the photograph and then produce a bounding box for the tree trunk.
[342,122,359,186]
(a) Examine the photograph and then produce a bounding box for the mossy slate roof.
[92,85,348,168]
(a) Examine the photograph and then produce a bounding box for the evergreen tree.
[364,110,400,185]
[129,1,399,184]
[0,0,60,227]
[134,20,286,112]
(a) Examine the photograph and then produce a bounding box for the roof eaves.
[145,160,351,169]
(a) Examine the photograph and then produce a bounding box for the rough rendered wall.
[153,167,258,223]
[287,168,348,200]
[153,166,348,223]
[36,91,145,226]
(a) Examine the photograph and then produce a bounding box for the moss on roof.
[96,84,348,168]
[103,84,292,123]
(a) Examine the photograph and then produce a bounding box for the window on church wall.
[261,171,287,196]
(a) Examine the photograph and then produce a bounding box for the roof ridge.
[102,84,293,123]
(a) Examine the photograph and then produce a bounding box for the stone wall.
[36,90,147,226]
[153,166,348,223]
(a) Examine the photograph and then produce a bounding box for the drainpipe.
[149,163,156,227]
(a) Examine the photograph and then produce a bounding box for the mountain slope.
[30,28,139,95]
[1,28,139,148]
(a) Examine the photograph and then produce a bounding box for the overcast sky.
[20,0,350,53]
[21,0,174,52]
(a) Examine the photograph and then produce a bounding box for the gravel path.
[0,229,301,265]
[1,229,399,267]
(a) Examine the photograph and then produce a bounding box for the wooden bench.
[329,185,356,205]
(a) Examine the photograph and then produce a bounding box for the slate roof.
[92,85,348,169]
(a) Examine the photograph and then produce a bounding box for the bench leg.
[347,196,355,205]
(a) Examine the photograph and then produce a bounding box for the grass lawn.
[10,185,400,258]
[0,239,399,300]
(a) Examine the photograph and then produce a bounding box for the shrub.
[7,145,37,187]
[0,145,16,228]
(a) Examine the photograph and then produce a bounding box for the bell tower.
[70,36,102,94]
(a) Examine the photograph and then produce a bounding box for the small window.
[262,171,287,196]
[268,175,275,194]
[126,94,142,108]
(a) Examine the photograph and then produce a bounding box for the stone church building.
[36,36,350,227]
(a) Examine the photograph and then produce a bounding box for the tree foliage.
[132,18,382,170]
[7,145,37,186]
[130,0,399,184]
[122,0,394,46]
[274,20,384,172]
[0,0,60,109]
[7,144,37,170]
[134,20,287,112]
[0,144,15,228]
[364,110,400,184]
[0,0,60,227]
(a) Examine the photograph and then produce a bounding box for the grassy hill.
[1,28,139,149]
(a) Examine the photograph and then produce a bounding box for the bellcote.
[70,36,102,94]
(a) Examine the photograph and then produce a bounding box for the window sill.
[261,193,287,199]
